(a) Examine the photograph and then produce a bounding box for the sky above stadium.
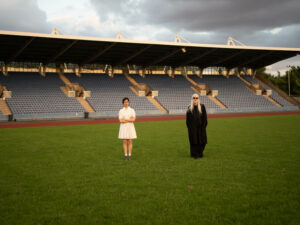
[0,0,299,75]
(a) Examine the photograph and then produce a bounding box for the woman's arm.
[119,117,135,123]
[128,109,136,122]
[128,116,135,122]
[119,118,127,123]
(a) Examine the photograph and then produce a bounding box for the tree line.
[257,66,300,96]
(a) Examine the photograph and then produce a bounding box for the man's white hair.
[189,93,201,113]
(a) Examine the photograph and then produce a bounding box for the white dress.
[118,107,137,139]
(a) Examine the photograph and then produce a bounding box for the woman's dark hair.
[122,97,130,104]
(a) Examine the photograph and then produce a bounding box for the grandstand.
[0,73,85,119]
[65,73,160,116]
[0,71,298,120]
[131,74,219,113]
[0,30,299,120]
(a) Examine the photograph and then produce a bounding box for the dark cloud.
[90,0,300,47]
[243,25,300,48]
[90,0,300,31]
[140,0,300,32]
[0,0,51,33]
[178,24,300,47]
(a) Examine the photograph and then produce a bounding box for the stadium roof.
[0,30,300,69]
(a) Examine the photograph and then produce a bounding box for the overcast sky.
[0,0,299,75]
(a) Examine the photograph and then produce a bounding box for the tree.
[286,66,300,95]
[257,66,300,96]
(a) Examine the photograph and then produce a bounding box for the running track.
[0,111,299,129]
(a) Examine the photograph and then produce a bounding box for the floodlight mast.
[51,27,64,35]
[227,37,248,77]
[227,37,245,46]
[174,34,191,43]
[116,32,129,39]
[116,32,123,39]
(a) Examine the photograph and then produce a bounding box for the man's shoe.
[128,156,131,160]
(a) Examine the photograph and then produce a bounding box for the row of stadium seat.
[0,72,296,117]
[131,74,219,110]
[65,73,158,112]
[1,73,83,114]
[242,75,293,106]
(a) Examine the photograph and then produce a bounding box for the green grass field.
[0,115,300,225]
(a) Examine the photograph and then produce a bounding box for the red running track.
[0,111,299,129]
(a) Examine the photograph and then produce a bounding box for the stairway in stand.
[0,99,12,115]
[58,72,95,113]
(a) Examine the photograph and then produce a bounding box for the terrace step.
[58,72,72,85]
[263,95,282,107]
[125,73,168,113]
[207,96,227,109]
[187,75,227,109]
[0,83,12,115]
[146,96,168,114]
[256,75,300,108]
[239,75,252,86]
[58,72,95,113]
[125,73,140,87]
[76,97,95,113]
[241,76,282,107]
[0,99,12,115]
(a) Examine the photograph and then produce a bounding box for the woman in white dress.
[118,97,137,160]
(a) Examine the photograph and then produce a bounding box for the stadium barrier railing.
[0,114,9,121]
[1,106,298,122]
[11,112,85,121]
[169,106,298,115]
[89,110,163,118]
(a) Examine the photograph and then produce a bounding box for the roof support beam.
[181,49,217,66]
[1,30,299,69]
[8,37,35,62]
[236,67,242,77]
[39,63,47,77]
[149,48,181,66]
[2,64,8,76]
[82,43,116,64]
[167,67,175,78]
[196,68,204,78]
[238,51,273,68]
[49,40,78,62]
[116,45,152,65]
[209,50,245,67]
[74,67,82,77]
[251,68,256,78]
[138,68,146,78]
[225,68,230,79]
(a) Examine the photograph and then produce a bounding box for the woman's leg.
[128,139,133,159]
[123,139,128,157]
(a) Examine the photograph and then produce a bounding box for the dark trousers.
[190,144,206,158]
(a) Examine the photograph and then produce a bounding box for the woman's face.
[123,99,129,108]
[192,95,199,105]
